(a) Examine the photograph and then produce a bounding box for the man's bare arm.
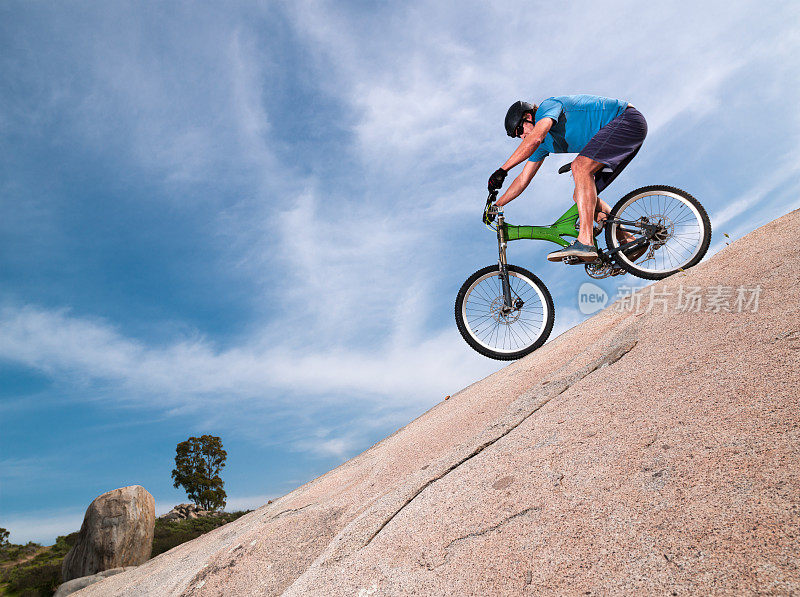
[501,117,553,171]
[496,159,543,207]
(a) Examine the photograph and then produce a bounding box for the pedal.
[563,256,582,265]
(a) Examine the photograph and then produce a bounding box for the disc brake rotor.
[489,296,521,323]
[645,213,674,247]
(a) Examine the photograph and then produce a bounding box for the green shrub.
[0,541,40,564]
[2,561,61,596]
[0,532,78,596]
[151,510,250,558]
[48,533,78,559]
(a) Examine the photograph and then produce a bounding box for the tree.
[171,435,227,511]
[0,527,9,547]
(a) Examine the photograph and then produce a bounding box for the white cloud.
[712,158,800,232]
[267,191,426,336]
[0,457,48,480]
[1,2,795,413]
[284,1,774,172]
[292,434,358,460]
[0,302,497,410]
[3,7,281,192]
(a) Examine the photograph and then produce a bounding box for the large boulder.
[61,486,155,582]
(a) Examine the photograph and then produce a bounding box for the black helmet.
[504,100,536,137]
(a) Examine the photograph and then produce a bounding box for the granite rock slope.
[77,209,800,596]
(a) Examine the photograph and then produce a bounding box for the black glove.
[488,168,507,191]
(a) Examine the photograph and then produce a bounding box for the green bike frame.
[502,203,584,248]
[493,203,587,314]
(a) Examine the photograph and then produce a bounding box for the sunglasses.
[515,117,533,138]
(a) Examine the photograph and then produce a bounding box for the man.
[487,94,648,262]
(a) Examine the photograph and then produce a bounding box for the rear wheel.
[455,264,554,361]
[605,185,711,280]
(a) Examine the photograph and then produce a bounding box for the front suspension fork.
[496,213,514,311]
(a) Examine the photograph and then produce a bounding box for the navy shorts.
[579,106,648,193]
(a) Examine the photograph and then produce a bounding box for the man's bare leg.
[594,201,636,243]
[571,156,605,245]
[572,157,636,244]
[593,200,612,236]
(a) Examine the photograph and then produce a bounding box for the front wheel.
[455,264,555,361]
[605,185,711,280]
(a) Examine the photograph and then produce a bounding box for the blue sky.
[1,1,798,544]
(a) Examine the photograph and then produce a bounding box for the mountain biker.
[487,95,648,263]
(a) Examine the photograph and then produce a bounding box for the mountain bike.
[455,173,711,360]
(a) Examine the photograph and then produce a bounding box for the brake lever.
[483,191,499,224]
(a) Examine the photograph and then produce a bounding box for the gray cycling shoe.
[547,240,599,262]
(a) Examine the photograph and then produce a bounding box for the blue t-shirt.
[528,95,629,162]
